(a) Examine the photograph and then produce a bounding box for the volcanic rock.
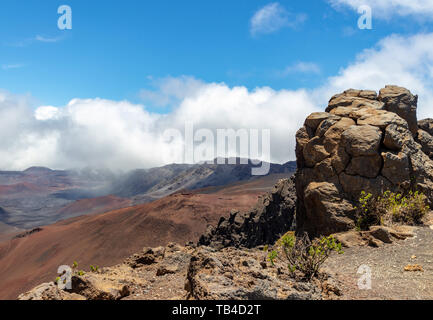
[185,246,322,300]
[296,86,433,236]
[198,177,296,249]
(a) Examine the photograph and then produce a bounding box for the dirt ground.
[323,225,433,300]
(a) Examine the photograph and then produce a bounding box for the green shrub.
[355,191,385,230]
[272,233,343,280]
[382,190,429,225]
[90,265,99,273]
[355,190,430,229]
[267,250,278,266]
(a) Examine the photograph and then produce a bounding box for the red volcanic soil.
[0,222,23,243]
[0,177,277,300]
[56,195,132,217]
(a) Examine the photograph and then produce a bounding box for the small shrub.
[267,250,278,266]
[355,191,384,230]
[72,261,78,269]
[77,270,85,276]
[277,233,343,280]
[90,265,99,273]
[355,190,429,229]
[384,190,429,225]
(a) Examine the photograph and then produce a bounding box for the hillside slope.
[0,175,286,300]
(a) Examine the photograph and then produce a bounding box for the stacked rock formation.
[296,85,433,236]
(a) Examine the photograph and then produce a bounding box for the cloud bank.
[1,33,433,170]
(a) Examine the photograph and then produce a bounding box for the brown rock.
[416,129,433,159]
[379,85,418,135]
[68,274,131,300]
[302,182,355,235]
[404,264,424,272]
[342,125,382,157]
[156,251,191,276]
[296,86,433,237]
[345,154,382,178]
[383,123,413,151]
[303,136,330,167]
[186,246,322,300]
[357,110,408,129]
[333,231,367,248]
[419,119,433,136]
[369,226,393,244]
[323,118,356,153]
[381,152,411,185]
[18,282,86,300]
[305,112,339,131]
[327,89,382,112]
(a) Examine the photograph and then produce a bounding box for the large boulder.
[378,85,419,135]
[296,86,433,237]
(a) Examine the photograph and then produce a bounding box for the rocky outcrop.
[185,246,322,300]
[19,242,326,300]
[18,282,86,300]
[296,86,433,236]
[198,177,296,249]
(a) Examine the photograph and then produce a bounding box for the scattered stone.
[404,264,424,272]
[332,225,415,248]
[369,226,393,244]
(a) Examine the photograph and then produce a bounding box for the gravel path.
[323,226,433,300]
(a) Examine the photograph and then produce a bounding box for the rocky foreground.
[19,86,433,300]
[18,242,328,300]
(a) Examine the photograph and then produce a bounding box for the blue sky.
[1,0,431,109]
[1,1,433,170]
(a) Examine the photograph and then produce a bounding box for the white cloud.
[283,62,321,75]
[318,33,433,119]
[329,0,433,20]
[35,35,62,43]
[34,106,61,121]
[250,3,307,36]
[0,86,317,170]
[139,76,206,107]
[1,64,24,70]
[1,33,433,171]
[6,35,62,47]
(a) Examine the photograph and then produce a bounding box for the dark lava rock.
[198,177,296,249]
